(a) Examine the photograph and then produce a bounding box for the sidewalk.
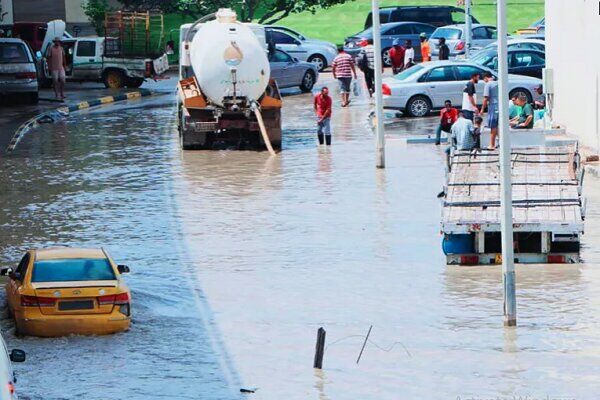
[0,76,175,151]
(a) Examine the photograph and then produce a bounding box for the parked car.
[429,24,497,58]
[265,27,337,71]
[471,48,546,78]
[516,17,545,35]
[364,5,478,29]
[269,49,318,92]
[344,21,436,66]
[0,336,26,400]
[382,60,541,117]
[41,36,169,89]
[0,38,39,104]
[1,247,132,337]
[478,38,545,54]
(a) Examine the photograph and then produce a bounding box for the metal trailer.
[441,145,585,265]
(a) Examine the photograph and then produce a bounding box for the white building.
[546,0,600,152]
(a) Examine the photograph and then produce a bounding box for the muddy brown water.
[1,80,600,399]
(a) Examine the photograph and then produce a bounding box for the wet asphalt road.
[1,72,600,399]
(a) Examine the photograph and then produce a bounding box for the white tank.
[190,9,270,107]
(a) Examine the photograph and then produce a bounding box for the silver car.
[429,24,497,58]
[382,60,541,117]
[0,38,39,104]
[269,49,319,92]
[266,27,337,71]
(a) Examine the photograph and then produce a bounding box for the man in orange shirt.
[419,33,431,62]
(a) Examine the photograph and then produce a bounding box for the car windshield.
[471,50,497,67]
[394,64,425,81]
[0,43,29,63]
[32,258,116,282]
[431,28,462,40]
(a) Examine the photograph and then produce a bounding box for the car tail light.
[15,72,36,79]
[98,292,129,305]
[7,382,14,395]
[547,255,566,263]
[460,255,479,265]
[21,295,56,307]
[114,292,129,305]
[382,83,391,96]
[455,41,465,51]
[358,39,368,47]
[145,60,153,77]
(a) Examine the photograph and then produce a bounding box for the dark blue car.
[344,21,436,66]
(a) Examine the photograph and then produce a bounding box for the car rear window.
[431,28,462,40]
[394,64,424,80]
[0,43,30,63]
[32,258,116,282]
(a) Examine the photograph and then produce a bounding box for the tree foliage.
[83,0,114,34]
[116,0,351,24]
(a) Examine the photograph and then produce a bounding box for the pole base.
[504,318,517,327]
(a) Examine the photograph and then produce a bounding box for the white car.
[382,60,542,117]
[477,38,545,54]
[429,24,497,58]
[0,336,25,399]
[266,26,337,71]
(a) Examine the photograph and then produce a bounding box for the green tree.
[83,0,114,35]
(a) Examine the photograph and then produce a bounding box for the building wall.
[1,0,14,24]
[65,0,87,23]
[546,0,600,152]
[12,0,66,22]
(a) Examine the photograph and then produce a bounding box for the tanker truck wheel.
[103,70,126,89]
[300,71,316,93]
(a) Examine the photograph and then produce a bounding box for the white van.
[0,336,25,399]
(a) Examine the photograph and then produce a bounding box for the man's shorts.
[487,104,499,129]
[51,69,66,83]
[338,77,352,94]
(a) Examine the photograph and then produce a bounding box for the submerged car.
[269,49,318,92]
[382,60,541,117]
[0,38,39,104]
[2,247,131,337]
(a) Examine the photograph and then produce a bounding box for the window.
[0,43,30,63]
[415,24,436,35]
[76,41,96,57]
[270,30,297,45]
[431,28,462,40]
[385,24,412,35]
[472,27,490,40]
[455,65,485,80]
[471,50,497,69]
[487,27,497,39]
[270,50,292,63]
[14,253,30,281]
[393,64,424,80]
[424,66,456,82]
[511,51,545,68]
[451,10,467,24]
[32,258,116,282]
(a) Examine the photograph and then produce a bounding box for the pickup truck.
[41,36,169,88]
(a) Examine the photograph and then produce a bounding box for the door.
[7,253,30,314]
[271,30,308,62]
[454,65,487,106]
[269,50,295,88]
[423,66,459,108]
[509,51,545,78]
[72,40,100,79]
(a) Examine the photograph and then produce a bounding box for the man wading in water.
[314,87,332,146]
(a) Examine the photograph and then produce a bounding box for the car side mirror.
[294,40,301,46]
[35,51,42,59]
[10,349,26,363]
[0,268,13,277]
[117,265,130,274]
[292,57,299,63]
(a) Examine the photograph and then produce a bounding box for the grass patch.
[278,0,544,44]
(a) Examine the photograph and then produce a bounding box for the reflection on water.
[1,85,600,399]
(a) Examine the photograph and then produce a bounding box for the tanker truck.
[177,9,282,152]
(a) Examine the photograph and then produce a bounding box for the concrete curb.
[5,89,154,154]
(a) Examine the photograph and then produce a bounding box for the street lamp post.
[465,0,472,59]
[497,0,517,327]
[371,0,385,169]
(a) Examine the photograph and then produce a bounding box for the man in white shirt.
[403,40,414,69]
[461,72,480,121]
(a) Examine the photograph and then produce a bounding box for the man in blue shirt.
[451,111,476,150]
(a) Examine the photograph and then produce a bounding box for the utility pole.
[371,0,385,168]
[497,0,517,327]
[465,0,472,59]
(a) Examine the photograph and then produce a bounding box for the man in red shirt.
[388,39,405,75]
[435,100,459,145]
[314,87,333,145]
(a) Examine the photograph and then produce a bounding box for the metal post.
[497,0,516,327]
[371,0,385,168]
[313,327,326,369]
[465,0,472,59]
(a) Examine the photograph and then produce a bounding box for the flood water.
[1,79,600,399]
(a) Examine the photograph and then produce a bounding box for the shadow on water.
[0,104,242,399]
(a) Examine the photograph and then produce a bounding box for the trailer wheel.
[127,78,145,88]
[103,70,126,89]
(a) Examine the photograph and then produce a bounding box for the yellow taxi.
[1,247,131,337]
